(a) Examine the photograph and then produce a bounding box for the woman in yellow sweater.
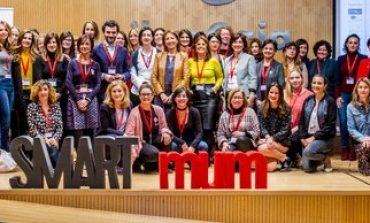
[188,35,223,149]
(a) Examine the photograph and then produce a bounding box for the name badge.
[78,84,89,93]
[261,85,266,91]
[195,85,205,91]
[230,137,238,144]
[4,74,11,79]
[45,132,53,139]
[346,77,354,85]
[91,69,95,75]
[48,78,57,87]
[108,67,116,75]
[22,80,31,86]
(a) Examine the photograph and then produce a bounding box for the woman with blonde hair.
[347,78,370,175]
[128,28,140,53]
[27,80,63,167]
[99,80,131,136]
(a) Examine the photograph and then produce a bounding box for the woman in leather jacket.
[299,74,337,173]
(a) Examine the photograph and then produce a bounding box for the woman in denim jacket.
[347,77,370,175]
[299,74,337,173]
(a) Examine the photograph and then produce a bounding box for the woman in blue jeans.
[299,74,337,173]
[0,21,17,151]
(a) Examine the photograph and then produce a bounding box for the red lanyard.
[230,108,246,132]
[116,109,127,129]
[261,65,270,84]
[20,56,30,77]
[47,58,57,78]
[139,105,153,133]
[140,48,153,69]
[347,54,358,76]
[41,106,52,129]
[230,57,238,79]
[176,108,188,137]
[196,61,206,81]
[77,61,92,82]
[103,45,117,66]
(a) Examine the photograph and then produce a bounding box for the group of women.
[0,20,369,175]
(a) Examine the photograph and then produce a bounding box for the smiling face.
[129,29,139,46]
[311,76,326,95]
[139,87,154,105]
[141,30,153,46]
[179,32,191,47]
[84,23,95,40]
[299,43,308,58]
[220,28,231,46]
[175,91,189,109]
[230,91,244,110]
[357,81,370,101]
[231,37,244,54]
[110,84,125,104]
[262,42,276,60]
[289,70,303,89]
[46,37,57,53]
[250,42,260,56]
[154,30,164,46]
[78,38,92,55]
[38,84,49,101]
[208,36,220,52]
[268,86,280,104]
[346,37,359,53]
[317,45,329,60]
[104,26,118,45]
[164,32,178,52]
[62,36,72,50]
[195,38,208,56]
[0,23,9,43]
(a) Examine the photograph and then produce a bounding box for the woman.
[167,86,208,153]
[100,80,130,136]
[207,33,223,65]
[296,38,311,70]
[223,32,257,107]
[12,29,39,138]
[179,29,193,56]
[27,80,63,167]
[60,31,76,61]
[357,38,370,79]
[336,34,367,161]
[10,26,20,46]
[0,21,17,151]
[65,34,101,146]
[128,28,140,53]
[115,31,129,49]
[153,27,165,51]
[36,34,46,55]
[299,74,336,173]
[282,41,308,87]
[125,83,172,172]
[257,83,291,171]
[308,40,337,98]
[217,89,259,152]
[256,39,285,101]
[189,36,223,149]
[82,21,99,44]
[151,30,189,111]
[285,69,313,169]
[131,27,159,106]
[347,78,370,175]
[249,38,262,62]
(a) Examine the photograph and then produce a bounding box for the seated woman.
[125,83,172,172]
[299,74,336,173]
[217,88,260,152]
[166,86,208,153]
[99,80,131,136]
[347,77,370,176]
[257,83,291,172]
[27,80,63,167]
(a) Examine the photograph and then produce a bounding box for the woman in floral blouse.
[27,80,63,167]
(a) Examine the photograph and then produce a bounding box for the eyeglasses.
[232,96,243,100]
[140,93,153,97]
[63,38,73,42]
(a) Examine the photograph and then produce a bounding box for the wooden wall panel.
[0,0,332,57]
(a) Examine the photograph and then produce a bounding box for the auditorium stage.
[0,155,369,223]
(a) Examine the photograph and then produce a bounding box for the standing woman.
[336,34,367,160]
[65,34,101,146]
[257,83,291,171]
[131,27,159,106]
[60,31,76,61]
[248,38,263,62]
[256,39,285,101]
[12,30,39,137]
[223,32,257,107]
[166,86,208,153]
[0,21,17,151]
[217,89,260,152]
[282,41,308,87]
[299,74,337,172]
[207,33,223,65]
[99,80,131,136]
[189,36,223,149]
[178,29,193,56]
[153,27,165,51]
[27,80,63,167]
[82,21,100,44]
[347,78,370,175]
[128,28,140,53]
[296,38,311,70]
[125,83,172,172]
[151,30,189,111]
[308,40,337,98]
[115,31,129,49]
